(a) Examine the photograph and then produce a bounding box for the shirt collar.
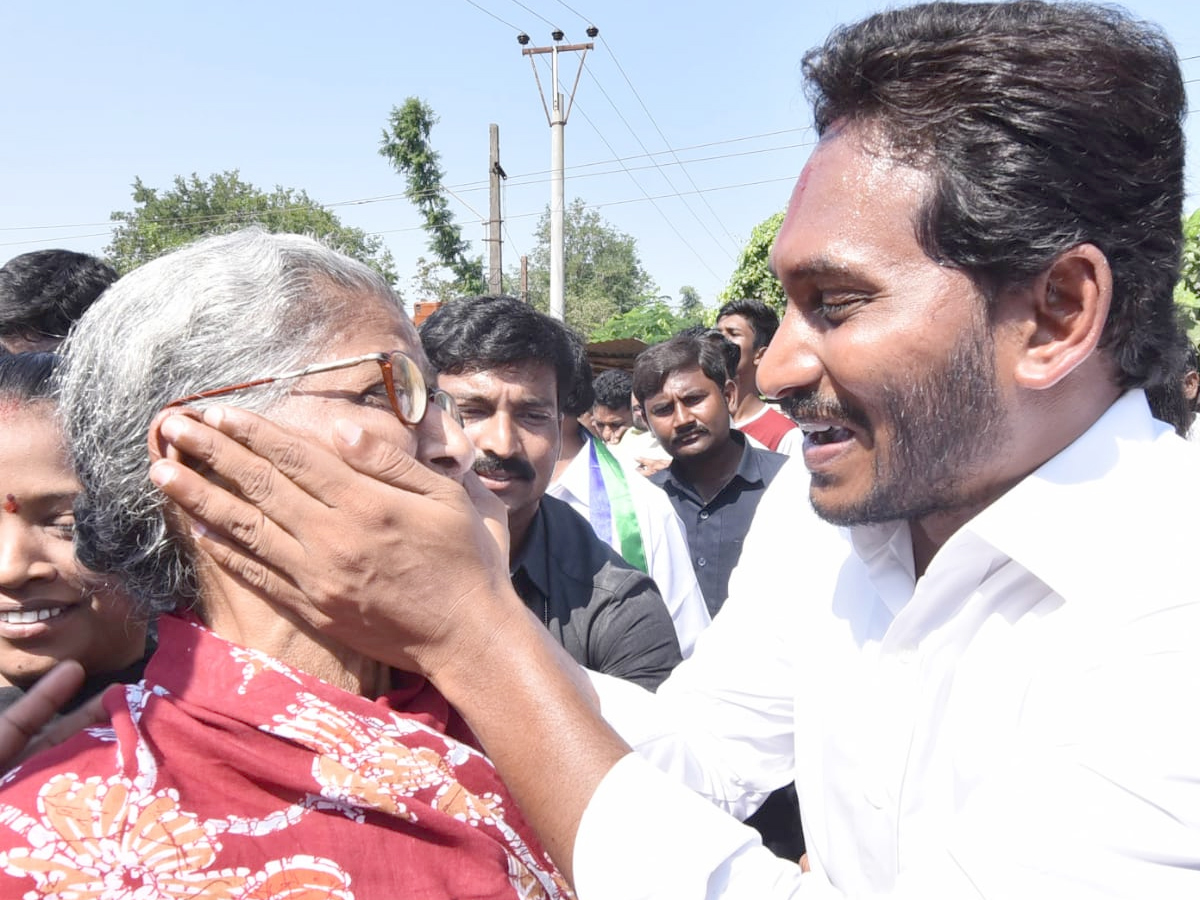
[658,430,763,494]
[548,428,592,508]
[949,390,1181,603]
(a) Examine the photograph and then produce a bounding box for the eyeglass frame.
[164,351,462,427]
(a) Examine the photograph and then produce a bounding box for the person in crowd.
[589,368,636,445]
[0,250,118,353]
[550,337,710,657]
[0,230,569,898]
[716,298,803,455]
[45,2,1200,896]
[0,352,151,718]
[633,331,788,618]
[420,296,681,690]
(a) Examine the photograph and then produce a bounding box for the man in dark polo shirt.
[634,330,788,617]
[420,296,681,691]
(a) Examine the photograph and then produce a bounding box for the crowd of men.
[2,1,1200,896]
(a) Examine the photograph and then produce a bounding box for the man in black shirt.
[634,331,788,617]
[420,297,681,691]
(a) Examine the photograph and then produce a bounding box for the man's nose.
[757,307,824,401]
[467,411,519,458]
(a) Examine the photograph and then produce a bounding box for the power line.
[505,0,560,32]
[462,0,524,33]
[581,66,737,262]
[569,97,724,281]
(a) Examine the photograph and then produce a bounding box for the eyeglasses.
[165,351,462,427]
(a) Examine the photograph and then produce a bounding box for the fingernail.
[202,406,224,427]
[149,460,176,487]
[335,419,363,446]
[160,416,185,443]
[191,520,209,539]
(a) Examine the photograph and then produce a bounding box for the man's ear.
[752,345,767,367]
[723,379,738,413]
[1013,243,1112,390]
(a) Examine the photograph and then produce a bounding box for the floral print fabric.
[0,615,571,899]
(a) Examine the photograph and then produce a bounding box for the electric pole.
[487,124,505,295]
[518,25,597,321]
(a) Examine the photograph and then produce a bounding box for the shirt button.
[700,511,710,520]
[697,557,707,567]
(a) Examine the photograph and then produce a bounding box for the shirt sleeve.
[589,565,684,692]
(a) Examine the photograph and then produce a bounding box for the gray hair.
[57,228,398,616]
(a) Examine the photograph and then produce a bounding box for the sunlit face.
[642,365,735,464]
[761,125,1011,527]
[716,314,762,384]
[438,361,562,539]
[0,402,145,687]
[591,403,633,445]
[266,294,473,483]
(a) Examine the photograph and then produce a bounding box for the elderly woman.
[0,230,570,899]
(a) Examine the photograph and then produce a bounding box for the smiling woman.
[0,352,148,703]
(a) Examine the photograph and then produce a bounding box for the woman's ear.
[1013,243,1112,391]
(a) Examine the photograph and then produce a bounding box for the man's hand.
[635,456,670,477]
[0,661,109,770]
[149,406,520,680]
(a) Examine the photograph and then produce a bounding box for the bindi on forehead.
[3,494,19,514]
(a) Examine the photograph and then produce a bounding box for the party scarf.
[0,614,572,899]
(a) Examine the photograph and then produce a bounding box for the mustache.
[672,422,708,440]
[472,452,536,482]
[780,393,870,430]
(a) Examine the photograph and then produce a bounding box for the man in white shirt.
[137,1,1200,897]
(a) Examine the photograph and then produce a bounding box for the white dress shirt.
[549,434,711,656]
[576,391,1200,898]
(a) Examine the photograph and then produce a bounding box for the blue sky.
[2,0,1198,310]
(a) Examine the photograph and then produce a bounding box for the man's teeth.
[0,607,66,624]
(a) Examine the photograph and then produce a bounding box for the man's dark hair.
[0,351,58,402]
[561,327,595,417]
[592,368,633,411]
[716,298,780,350]
[0,250,118,347]
[633,332,731,405]
[419,295,579,411]
[802,1,1186,392]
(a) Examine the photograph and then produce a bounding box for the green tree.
[521,198,658,338]
[591,300,695,344]
[1176,208,1200,345]
[379,97,485,298]
[720,210,786,313]
[677,285,707,321]
[106,171,396,284]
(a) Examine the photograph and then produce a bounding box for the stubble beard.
[811,321,1010,528]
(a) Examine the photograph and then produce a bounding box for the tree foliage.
[380,97,484,298]
[591,300,700,344]
[521,198,658,338]
[720,210,786,313]
[106,171,396,283]
[677,285,706,321]
[1176,208,1200,345]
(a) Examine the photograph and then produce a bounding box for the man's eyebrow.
[771,254,858,281]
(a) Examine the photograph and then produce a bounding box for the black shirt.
[510,495,682,691]
[651,432,789,616]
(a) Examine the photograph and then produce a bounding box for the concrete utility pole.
[519,26,597,321]
[487,124,505,295]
